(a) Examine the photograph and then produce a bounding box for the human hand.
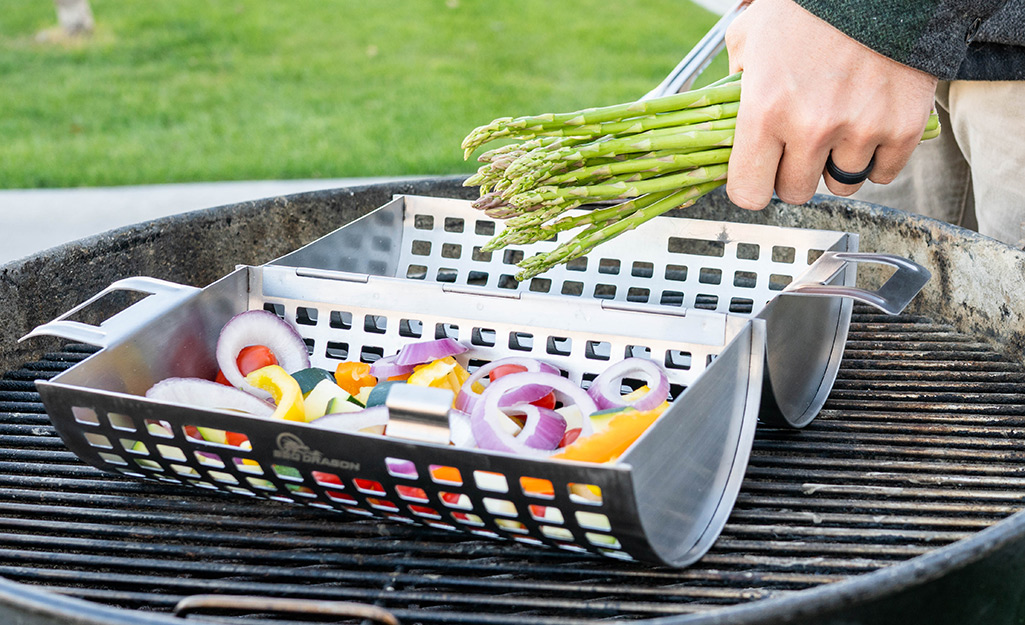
[724,0,938,209]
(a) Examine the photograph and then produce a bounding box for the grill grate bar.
[0,310,1024,623]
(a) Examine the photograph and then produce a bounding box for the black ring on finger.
[825,153,875,185]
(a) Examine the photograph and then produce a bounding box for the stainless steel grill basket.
[23,194,929,566]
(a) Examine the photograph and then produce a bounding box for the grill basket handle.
[785,251,931,315]
[20,276,199,348]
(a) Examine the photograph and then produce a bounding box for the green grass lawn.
[0,1,726,189]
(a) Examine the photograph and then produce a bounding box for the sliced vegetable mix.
[144,315,675,463]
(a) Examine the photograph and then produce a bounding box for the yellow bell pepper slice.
[407,357,457,390]
[245,365,307,422]
[551,401,669,464]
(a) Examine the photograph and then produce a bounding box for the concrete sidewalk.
[0,178,419,265]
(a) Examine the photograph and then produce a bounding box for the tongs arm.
[642,0,747,100]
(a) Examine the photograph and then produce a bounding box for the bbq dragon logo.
[272,432,360,471]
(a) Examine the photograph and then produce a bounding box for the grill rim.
[3,177,1025,624]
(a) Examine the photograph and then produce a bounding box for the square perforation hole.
[694,294,719,310]
[411,240,432,256]
[120,439,148,455]
[474,220,495,236]
[234,458,264,475]
[699,268,722,285]
[665,349,693,370]
[195,451,224,468]
[561,281,583,296]
[530,505,565,524]
[156,444,186,462]
[576,510,612,531]
[497,274,519,289]
[729,297,754,314]
[107,413,135,432]
[435,323,459,340]
[471,246,492,262]
[399,318,423,338]
[529,277,552,293]
[509,331,534,352]
[467,271,489,287]
[311,470,343,487]
[631,261,654,278]
[429,465,462,486]
[483,498,518,517]
[330,311,353,330]
[296,307,318,326]
[808,249,825,264]
[72,406,100,426]
[326,341,349,360]
[566,257,587,272]
[546,336,572,356]
[737,242,760,260]
[440,492,472,510]
[413,214,434,230]
[364,314,387,334]
[569,483,603,505]
[520,477,555,499]
[495,519,529,534]
[598,258,620,275]
[406,264,427,280]
[441,243,462,259]
[84,433,112,449]
[626,287,649,303]
[472,327,497,348]
[272,464,302,482]
[593,284,616,300]
[360,345,384,362]
[585,340,611,361]
[665,264,688,282]
[353,478,386,495]
[262,302,285,318]
[453,512,485,526]
[396,486,429,503]
[660,290,685,306]
[542,526,575,542]
[385,457,418,479]
[503,249,524,266]
[436,267,458,283]
[626,345,651,359]
[444,217,465,233]
[474,471,509,493]
[144,419,174,438]
[769,274,793,290]
[772,246,796,263]
[734,270,757,288]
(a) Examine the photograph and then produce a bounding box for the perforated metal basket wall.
[27,194,909,567]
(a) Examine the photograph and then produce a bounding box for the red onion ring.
[394,338,467,366]
[369,354,416,379]
[470,371,596,458]
[146,377,275,417]
[456,357,561,414]
[587,357,670,412]
[216,310,311,400]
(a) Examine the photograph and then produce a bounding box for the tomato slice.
[237,345,278,376]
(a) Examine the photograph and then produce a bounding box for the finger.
[865,126,928,185]
[726,110,783,210]
[774,141,831,205]
[821,146,878,196]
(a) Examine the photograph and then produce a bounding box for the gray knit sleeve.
[792,0,1011,79]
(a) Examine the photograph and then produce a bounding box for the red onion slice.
[216,310,311,400]
[146,377,275,417]
[455,357,561,414]
[587,357,670,412]
[394,338,467,366]
[370,354,416,379]
[310,405,389,435]
[470,371,596,458]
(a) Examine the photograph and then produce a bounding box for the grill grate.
[1,307,1024,623]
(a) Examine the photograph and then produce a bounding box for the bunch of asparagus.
[461,73,941,282]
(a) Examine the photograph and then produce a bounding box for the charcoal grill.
[2,177,1025,624]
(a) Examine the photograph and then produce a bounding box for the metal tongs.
[642,0,747,100]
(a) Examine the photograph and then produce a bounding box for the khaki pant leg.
[823,80,1025,248]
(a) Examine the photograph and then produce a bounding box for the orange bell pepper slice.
[551,402,668,464]
[334,361,377,396]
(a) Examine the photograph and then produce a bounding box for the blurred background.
[0,0,730,263]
